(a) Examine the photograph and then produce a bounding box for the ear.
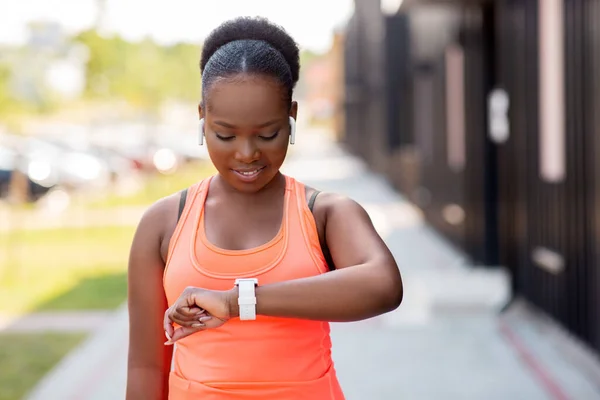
[289,101,298,120]
[198,103,204,119]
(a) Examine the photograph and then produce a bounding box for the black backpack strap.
[177,188,188,223]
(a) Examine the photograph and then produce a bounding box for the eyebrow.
[213,119,281,129]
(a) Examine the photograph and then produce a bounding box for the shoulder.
[136,191,183,241]
[308,190,370,223]
[304,184,362,210]
[141,192,180,224]
[314,192,362,209]
[131,190,187,263]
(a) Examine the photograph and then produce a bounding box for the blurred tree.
[1,32,323,119]
[0,63,13,113]
[0,62,35,125]
[74,30,201,113]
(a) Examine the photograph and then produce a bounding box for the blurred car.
[41,136,143,180]
[154,130,210,163]
[1,134,111,192]
[86,122,157,172]
[0,145,55,201]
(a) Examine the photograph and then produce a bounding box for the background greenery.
[0,24,323,400]
[0,333,87,400]
[0,28,320,122]
[0,162,213,400]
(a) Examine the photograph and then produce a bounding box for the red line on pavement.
[499,320,571,400]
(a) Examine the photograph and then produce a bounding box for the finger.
[171,309,198,322]
[170,311,212,327]
[171,308,208,321]
[184,289,202,308]
[177,305,205,317]
[177,308,204,318]
[169,325,205,343]
[170,314,204,328]
[163,309,175,340]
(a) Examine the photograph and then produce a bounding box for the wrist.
[226,286,240,319]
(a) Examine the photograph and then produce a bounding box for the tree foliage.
[74,30,201,110]
[0,28,318,118]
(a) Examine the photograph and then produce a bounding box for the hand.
[163,286,236,344]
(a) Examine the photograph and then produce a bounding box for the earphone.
[288,116,296,145]
[198,116,296,145]
[198,118,205,146]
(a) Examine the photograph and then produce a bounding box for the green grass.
[0,332,87,400]
[0,161,215,314]
[36,271,128,311]
[87,160,216,208]
[0,228,132,398]
[0,226,135,314]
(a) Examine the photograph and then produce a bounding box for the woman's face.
[200,74,297,193]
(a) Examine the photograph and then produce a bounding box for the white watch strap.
[236,279,257,321]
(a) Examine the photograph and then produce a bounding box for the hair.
[200,16,300,106]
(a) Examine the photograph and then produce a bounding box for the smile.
[232,167,266,182]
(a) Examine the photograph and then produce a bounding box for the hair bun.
[201,16,300,84]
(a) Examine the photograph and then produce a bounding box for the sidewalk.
[26,125,600,399]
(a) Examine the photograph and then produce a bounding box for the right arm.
[126,197,176,400]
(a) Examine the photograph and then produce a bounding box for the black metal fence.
[345,0,600,354]
[494,0,600,353]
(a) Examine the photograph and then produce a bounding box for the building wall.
[343,0,600,355]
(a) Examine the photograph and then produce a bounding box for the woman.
[126,16,403,400]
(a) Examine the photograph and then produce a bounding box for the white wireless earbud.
[289,116,296,145]
[198,118,205,146]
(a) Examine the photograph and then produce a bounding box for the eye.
[258,131,280,141]
[215,133,235,141]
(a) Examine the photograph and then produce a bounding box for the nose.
[234,138,261,164]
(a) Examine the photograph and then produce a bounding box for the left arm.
[165,194,403,341]
[232,194,403,322]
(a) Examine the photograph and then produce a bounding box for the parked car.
[0,145,55,201]
[41,136,142,180]
[2,133,112,192]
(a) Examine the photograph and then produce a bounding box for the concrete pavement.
[0,311,114,333]
[26,125,600,399]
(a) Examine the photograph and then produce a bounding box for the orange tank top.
[163,175,345,400]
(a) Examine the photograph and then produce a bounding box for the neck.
[212,172,286,201]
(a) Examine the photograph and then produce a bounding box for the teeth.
[239,169,260,176]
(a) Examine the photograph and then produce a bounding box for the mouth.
[231,166,266,182]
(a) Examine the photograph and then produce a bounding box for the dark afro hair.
[200,16,301,105]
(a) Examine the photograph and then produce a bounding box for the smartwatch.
[234,278,258,321]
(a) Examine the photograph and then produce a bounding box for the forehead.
[205,74,288,123]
